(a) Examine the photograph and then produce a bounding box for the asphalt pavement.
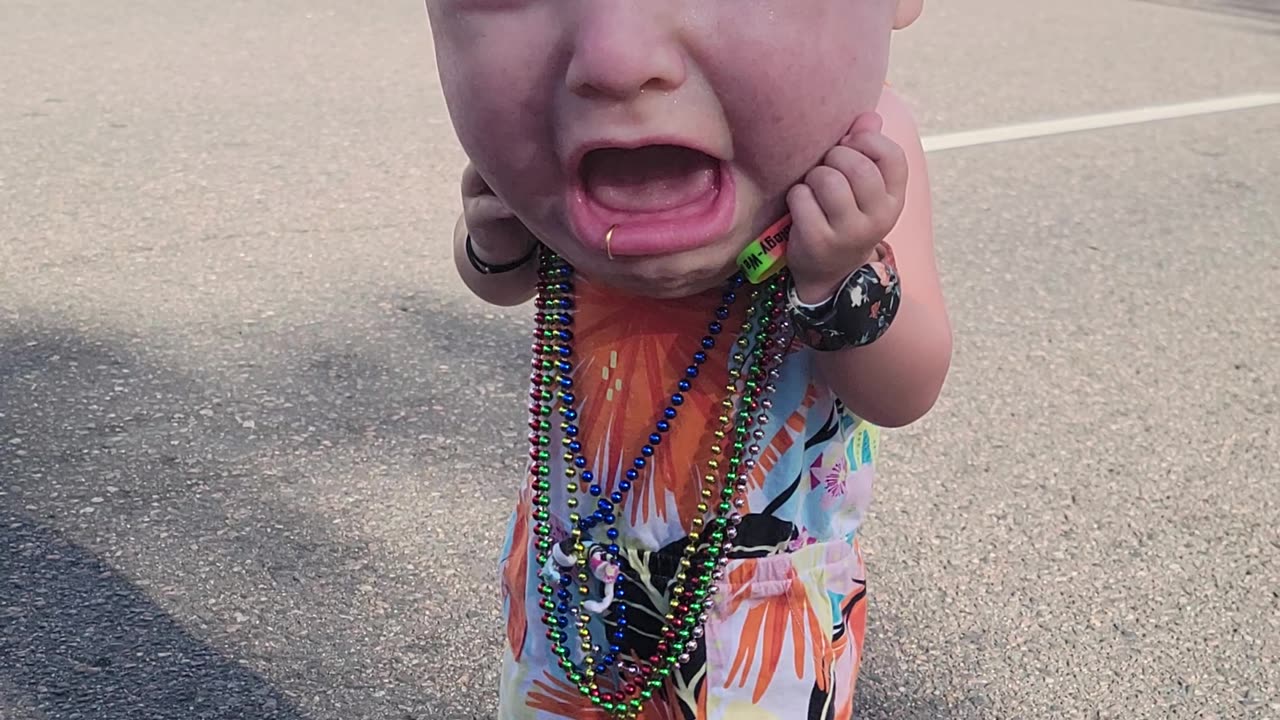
[1,1,1277,718]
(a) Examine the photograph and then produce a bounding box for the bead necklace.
[527,250,789,718]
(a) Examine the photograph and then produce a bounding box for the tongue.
[581,145,718,213]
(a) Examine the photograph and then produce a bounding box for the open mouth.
[579,145,720,215]
[568,144,736,257]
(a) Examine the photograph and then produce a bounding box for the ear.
[894,0,924,29]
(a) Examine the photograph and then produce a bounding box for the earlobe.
[894,0,924,29]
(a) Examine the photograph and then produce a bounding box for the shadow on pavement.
[0,510,307,719]
[1138,0,1280,30]
[0,323,480,719]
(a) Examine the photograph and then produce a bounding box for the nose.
[565,5,687,100]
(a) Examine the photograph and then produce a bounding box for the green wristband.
[736,216,792,284]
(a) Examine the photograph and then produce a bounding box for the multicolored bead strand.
[531,256,750,687]
[526,249,791,718]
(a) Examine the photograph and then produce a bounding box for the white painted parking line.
[921,92,1280,152]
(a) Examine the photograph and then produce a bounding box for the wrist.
[790,276,846,306]
[787,242,900,352]
[466,233,539,275]
[790,247,880,304]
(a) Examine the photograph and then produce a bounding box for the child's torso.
[527,274,881,555]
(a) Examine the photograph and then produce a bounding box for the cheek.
[434,19,563,205]
[453,82,550,189]
[709,9,894,194]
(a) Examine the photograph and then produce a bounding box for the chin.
[574,246,741,299]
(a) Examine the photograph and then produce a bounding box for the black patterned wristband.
[465,234,539,275]
[788,245,902,352]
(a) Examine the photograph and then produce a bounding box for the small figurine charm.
[542,538,622,615]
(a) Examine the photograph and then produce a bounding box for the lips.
[568,143,736,257]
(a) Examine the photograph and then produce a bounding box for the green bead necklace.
[526,250,789,717]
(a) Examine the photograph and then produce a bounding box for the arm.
[800,92,953,428]
[452,211,540,307]
[452,163,541,307]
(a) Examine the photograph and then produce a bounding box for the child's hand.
[461,162,540,266]
[785,112,908,303]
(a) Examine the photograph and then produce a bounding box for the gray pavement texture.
[1,1,1277,719]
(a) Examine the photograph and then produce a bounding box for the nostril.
[566,30,686,100]
[640,73,682,95]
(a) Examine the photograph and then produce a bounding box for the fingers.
[460,162,493,198]
[820,145,887,216]
[786,182,833,247]
[466,193,518,222]
[783,112,910,296]
[841,126,908,205]
[847,111,883,136]
[462,163,520,223]
[801,164,858,231]
[790,134,903,245]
